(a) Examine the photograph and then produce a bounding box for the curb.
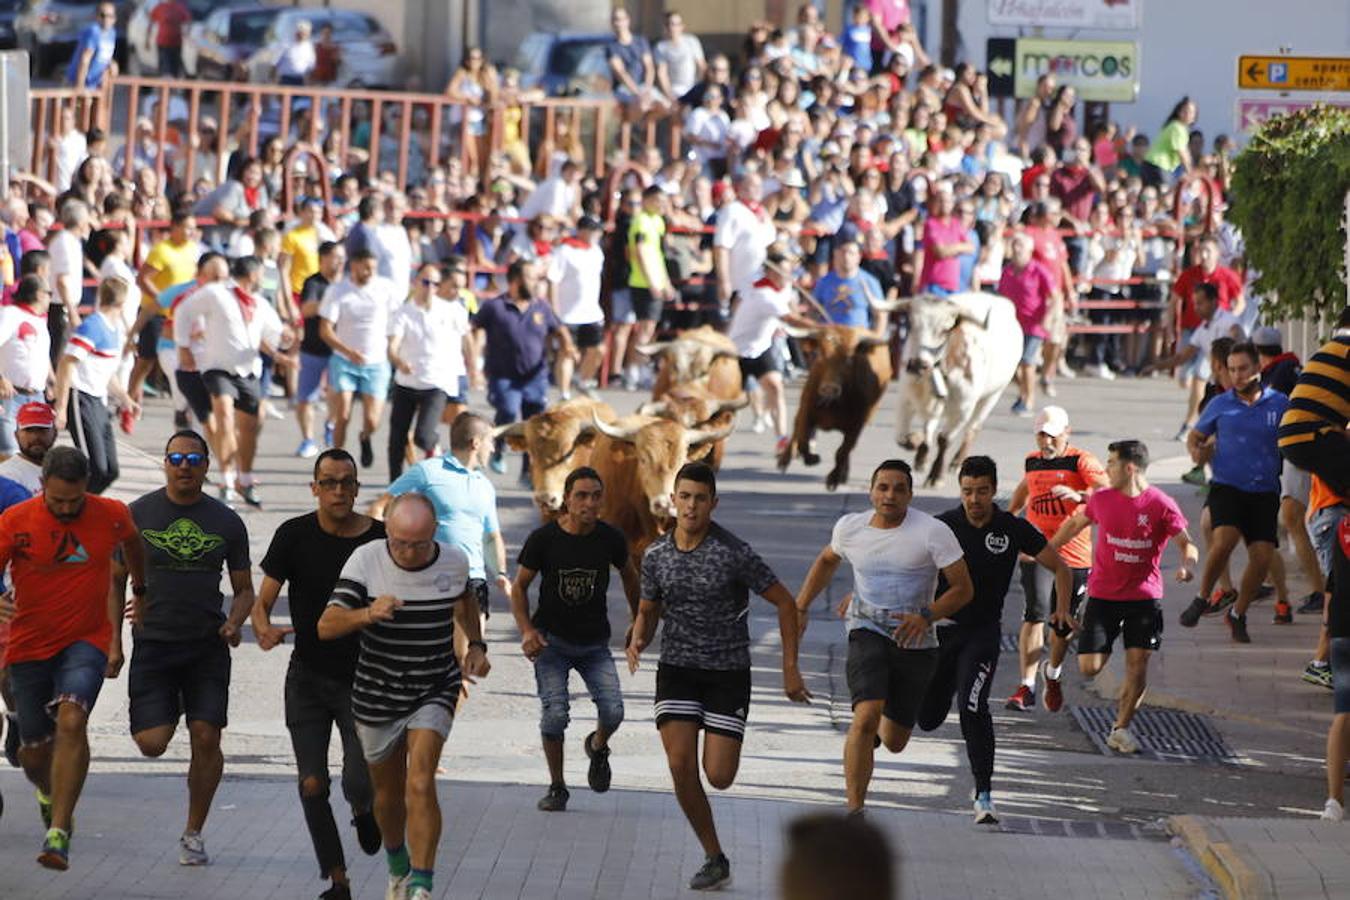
[1166,816,1274,900]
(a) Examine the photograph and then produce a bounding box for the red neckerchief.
[743,200,766,221]
[561,237,590,249]
[232,284,256,324]
[753,276,775,288]
[532,239,553,256]
[848,215,873,231]
[243,185,261,209]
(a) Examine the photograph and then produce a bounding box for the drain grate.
[996,815,1162,841]
[1070,706,1239,764]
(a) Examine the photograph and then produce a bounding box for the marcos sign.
[988,0,1141,31]
[1014,38,1139,102]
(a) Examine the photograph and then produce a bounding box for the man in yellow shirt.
[623,185,672,388]
[131,211,201,423]
[279,199,328,311]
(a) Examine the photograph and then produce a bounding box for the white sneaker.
[408,888,433,900]
[1322,798,1345,822]
[751,414,769,434]
[1088,363,1116,381]
[1106,726,1140,754]
[972,791,999,825]
[1058,359,1076,379]
[178,831,209,866]
[386,872,411,900]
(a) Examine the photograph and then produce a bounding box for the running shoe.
[1106,726,1140,754]
[1043,675,1064,713]
[179,830,210,866]
[352,811,381,855]
[408,888,432,900]
[37,827,69,870]
[775,435,790,457]
[1204,589,1238,617]
[488,453,506,475]
[295,439,320,459]
[1178,595,1209,627]
[1322,799,1345,822]
[1005,685,1036,711]
[319,883,353,900]
[536,784,569,812]
[1303,661,1333,690]
[584,731,612,793]
[218,483,240,505]
[1173,422,1190,442]
[238,484,263,509]
[1057,359,1076,379]
[689,853,731,891]
[751,413,769,434]
[1010,399,1031,417]
[973,791,999,825]
[1273,599,1293,625]
[1181,465,1208,487]
[359,435,374,469]
[264,403,285,421]
[324,421,335,447]
[1299,593,1325,615]
[385,872,410,900]
[36,788,51,829]
[1226,609,1251,644]
[1256,583,1276,600]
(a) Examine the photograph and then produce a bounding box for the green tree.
[1229,104,1350,322]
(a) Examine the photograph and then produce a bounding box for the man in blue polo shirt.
[1180,341,1291,642]
[812,238,884,331]
[472,259,577,475]
[68,2,120,89]
[378,412,511,619]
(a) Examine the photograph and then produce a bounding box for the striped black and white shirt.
[328,540,470,724]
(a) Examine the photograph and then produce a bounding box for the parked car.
[180,3,277,82]
[15,0,117,78]
[125,0,227,76]
[516,32,613,98]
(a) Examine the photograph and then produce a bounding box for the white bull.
[882,292,1023,487]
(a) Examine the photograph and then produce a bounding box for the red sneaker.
[1044,676,1064,713]
[1004,685,1036,711]
[1273,600,1293,625]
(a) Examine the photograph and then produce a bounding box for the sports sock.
[1045,664,1063,680]
[385,844,411,878]
[237,471,254,488]
[1020,677,1035,690]
[410,868,434,892]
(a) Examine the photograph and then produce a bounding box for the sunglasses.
[165,452,206,468]
[420,278,441,286]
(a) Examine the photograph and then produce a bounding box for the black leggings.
[916,622,1001,795]
[67,390,119,494]
[388,384,447,480]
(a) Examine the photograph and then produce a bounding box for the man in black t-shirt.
[511,466,638,814]
[916,456,1070,826]
[294,241,345,459]
[252,448,385,900]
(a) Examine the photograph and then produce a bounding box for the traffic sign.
[1236,98,1350,134]
[1238,55,1350,92]
[986,38,1016,98]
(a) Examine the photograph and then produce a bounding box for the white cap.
[1034,405,1069,437]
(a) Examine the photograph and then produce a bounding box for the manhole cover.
[1070,706,1239,764]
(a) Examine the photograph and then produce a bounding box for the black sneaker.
[584,731,612,793]
[1227,609,1251,644]
[173,410,189,430]
[1205,589,1238,617]
[689,854,731,891]
[1179,595,1208,628]
[4,713,18,767]
[359,434,374,469]
[537,784,569,812]
[318,882,353,900]
[351,811,381,855]
[1299,593,1326,615]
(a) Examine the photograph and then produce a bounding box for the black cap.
[577,215,603,231]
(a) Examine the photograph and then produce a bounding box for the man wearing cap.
[0,403,58,495]
[546,217,607,397]
[1007,406,1108,711]
[1254,326,1301,397]
[0,275,54,462]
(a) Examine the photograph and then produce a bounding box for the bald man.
[319,493,489,900]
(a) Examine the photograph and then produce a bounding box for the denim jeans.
[533,632,624,741]
[284,657,374,877]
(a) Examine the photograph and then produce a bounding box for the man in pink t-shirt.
[915,191,973,296]
[997,233,1056,416]
[1051,439,1197,755]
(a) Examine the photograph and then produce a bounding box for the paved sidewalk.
[1168,815,1350,900]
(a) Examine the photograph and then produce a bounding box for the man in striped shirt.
[319,493,489,900]
[1278,307,1350,498]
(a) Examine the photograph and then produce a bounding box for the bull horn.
[782,325,819,340]
[713,393,751,415]
[957,309,992,330]
[855,334,891,348]
[635,341,671,356]
[868,296,910,313]
[492,421,527,440]
[592,411,644,442]
[688,422,736,447]
[636,400,669,417]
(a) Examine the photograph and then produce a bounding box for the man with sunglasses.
[114,430,254,867]
[252,449,385,900]
[67,1,119,91]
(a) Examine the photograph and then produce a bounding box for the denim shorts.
[1178,328,1208,381]
[610,288,636,325]
[1332,637,1350,715]
[297,351,330,404]
[8,639,108,745]
[328,355,391,398]
[355,702,455,764]
[533,632,624,741]
[1020,334,1045,366]
[1310,506,1348,579]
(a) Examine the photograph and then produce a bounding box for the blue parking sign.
[1270,62,1288,83]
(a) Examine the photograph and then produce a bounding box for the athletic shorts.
[654,663,751,741]
[1332,637,1350,715]
[176,370,213,422]
[128,636,232,733]
[137,317,164,360]
[297,351,330,404]
[1077,597,1163,655]
[1019,562,1090,636]
[8,640,108,746]
[739,348,781,382]
[1020,334,1045,366]
[201,370,261,417]
[1281,464,1311,506]
[1208,483,1280,546]
[567,322,605,349]
[610,288,636,325]
[845,628,939,729]
[355,702,455,765]
[328,356,391,398]
[629,287,663,323]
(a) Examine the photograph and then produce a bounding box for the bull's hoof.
[825,469,846,491]
[898,432,922,450]
[802,451,821,467]
[925,475,945,490]
[914,447,929,470]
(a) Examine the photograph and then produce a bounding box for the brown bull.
[641,326,742,399]
[776,324,892,491]
[589,412,734,556]
[636,383,749,470]
[494,397,616,517]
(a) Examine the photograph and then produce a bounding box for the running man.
[796,459,973,816]
[252,448,385,900]
[1050,440,1197,753]
[628,461,810,891]
[917,456,1070,823]
[1006,405,1108,711]
[116,429,254,865]
[511,466,638,811]
[0,446,145,870]
[318,492,489,900]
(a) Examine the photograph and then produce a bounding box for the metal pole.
[1,55,9,196]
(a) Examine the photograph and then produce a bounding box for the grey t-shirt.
[130,488,251,643]
[640,522,777,670]
[654,34,705,98]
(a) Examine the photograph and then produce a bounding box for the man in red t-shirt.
[149,0,192,78]
[1049,137,1106,225]
[1168,235,1245,434]
[0,446,145,870]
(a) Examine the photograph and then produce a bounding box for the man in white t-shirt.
[547,216,607,396]
[654,11,706,105]
[319,248,399,469]
[714,173,777,306]
[371,192,413,302]
[0,401,57,494]
[726,248,815,452]
[0,276,54,461]
[796,459,974,814]
[174,256,285,506]
[268,18,316,85]
[47,199,92,363]
[519,160,583,225]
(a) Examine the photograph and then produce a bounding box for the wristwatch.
[918,607,932,622]
[468,639,488,654]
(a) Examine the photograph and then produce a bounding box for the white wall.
[938,0,1350,144]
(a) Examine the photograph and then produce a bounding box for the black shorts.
[629,287,663,323]
[738,348,781,382]
[1207,483,1280,546]
[201,370,261,417]
[128,636,232,733]
[1019,561,1090,636]
[845,629,939,729]
[654,663,751,741]
[137,317,163,360]
[567,323,605,349]
[175,369,212,422]
[1077,598,1163,655]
